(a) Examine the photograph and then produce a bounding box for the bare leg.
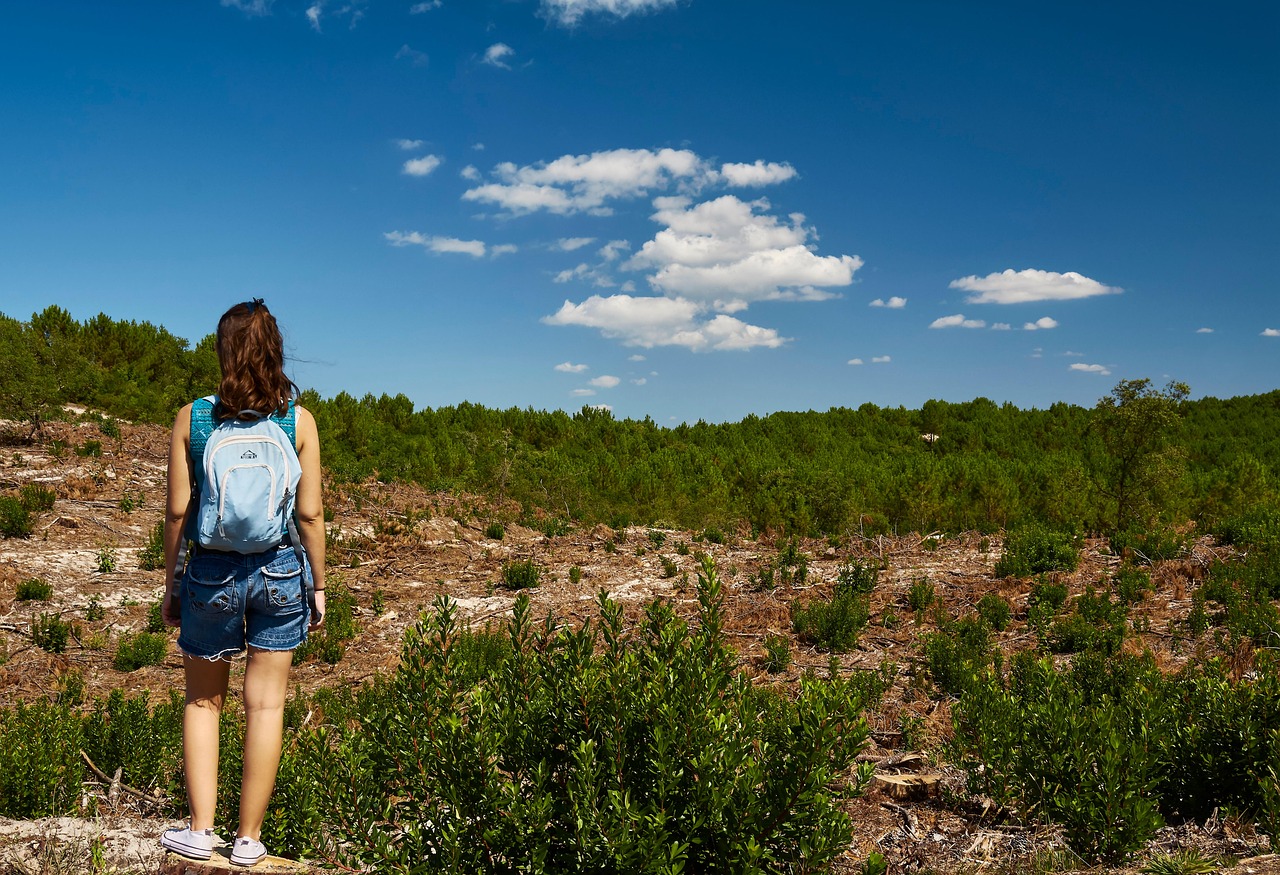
[237,647,293,841]
[183,655,231,832]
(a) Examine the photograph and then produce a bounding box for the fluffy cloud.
[409,0,441,10]
[1196,327,1214,334]
[1070,363,1112,375]
[598,239,630,261]
[384,231,487,257]
[220,0,274,16]
[871,355,891,363]
[543,294,786,351]
[628,354,646,362]
[847,358,863,365]
[395,138,425,150]
[554,263,614,287]
[483,43,515,68]
[540,0,678,26]
[631,377,647,385]
[402,155,443,177]
[991,322,1011,330]
[950,269,1122,304]
[626,195,860,309]
[1023,316,1058,331]
[1263,328,1280,337]
[460,165,481,181]
[588,375,621,388]
[490,244,518,256]
[571,388,596,397]
[554,362,588,373]
[869,296,906,309]
[556,237,596,251]
[395,44,429,66]
[304,1,366,32]
[929,314,986,329]
[717,160,797,187]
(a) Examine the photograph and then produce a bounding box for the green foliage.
[370,587,386,616]
[32,612,70,653]
[84,596,105,622]
[113,632,168,671]
[289,557,878,873]
[20,483,55,511]
[118,491,141,513]
[295,578,357,665]
[762,634,791,673]
[1115,566,1152,604]
[77,439,103,457]
[138,522,164,570]
[1045,588,1127,655]
[924,616,995,697]
[568,565,582,585]
[81,689,183,801]
[675,541,690,556]
[146,599,166,633]
[0,699,85,817]
[16,577,52,601]
[792,588,870,652]
[975,592,1011,631]
[659,555,678,578]
[0,495,33,538]
[1141,850,1221,875]
[835,559,878,595]
[96,546,117,574]
[647,528,665,548]
[907,578,935,613]
[995,524,1079,578]
[484,520,505,540]
[501,559,543,590]
[1109,526,1187,564]
[701,525,725,544]
[774,539,808,585]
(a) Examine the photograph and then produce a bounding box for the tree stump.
[158,846,318,875]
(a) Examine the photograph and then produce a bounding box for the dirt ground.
[0,418,1275,874]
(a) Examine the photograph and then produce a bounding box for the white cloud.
[631,377,647,385]
[402,155,443,177]
[869,296,907,309]
[384,231,486,257]
[540,0,678,27]
[1070,363,1112,375]
[554,362,588,373]
[1063,350,1084,357]
[543,294,787,351]
[929,314,986,329]
[395,44,429,66]
[220,0,274,16]
[483,43,515,69]
[460,164,481,181]
[409,0,441,11]
[871,355,891,363]
[472,142,485,151]
[1263,328,1280,337]
[556,237,596,251]
[554,262,614,287]
[717,160,797,187]
[628,354,646,362]
[950,269,1122,304]
[588,375,621,388]
[991,322,1011,330]
[1196,327,1214,334]
[463,148,708,216]
[1031,348,1043,358]
[847,358,863,366]
[1023,316,1059,331]
[598,239,630,261]
[302,0,366,32]
[490,244,518,256]
[306,3,322,29]
[395,138,425,150]
[571,388,596,397]
[626,195,860,310]
[619,280,636,292]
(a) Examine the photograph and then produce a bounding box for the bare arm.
[161,404,194,628]
[294,405,326,627]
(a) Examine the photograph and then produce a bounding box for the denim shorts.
[177,544,311,660]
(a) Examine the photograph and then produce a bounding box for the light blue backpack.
[194,400,302,552]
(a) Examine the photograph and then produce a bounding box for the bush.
[836,559,878,595]
[138,522,164,571]
[113,632,169,671]
[146,599,166,634]
[1115,566,1152,605]
[1046,588,1127,655]
[16,577,52,601]
[908,578,934,613]
[976,592,1011,632]
[288,557,879,872]
[775,539,809,585]
[568,565,582,585]
[0,496,33,538]
[0,700,84,817]
[32,613,70,653]
[501,559,543,590]
[1109,527,1186,564]
[96,546,117,574]
[995,525,1079,578]
[762,634,791,673]
[924,616,995,697]
[485,521,505,540]
[792,588,870,652]
[660,555,678,578]
[81,689,183,802]
[20,484,55,512]
[76,440,103,457]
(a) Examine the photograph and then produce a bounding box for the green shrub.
[96,546,117,574]
[1115,566,1152,605]
[84,596,105,622]
[660,555,678,578]
[792,588,870,652]
[701,525,725,544]
[370,588,385,615]
[675,541,690,556]
[540,517,571,537]
[924,616,995,697]
[995,525,1079,578]
[762,634,791,673]
[0,700,85,817]
[32,613,70,653]
[113,632,168,671]
[287,557,878,872]
[16,577,52,601]
[97,417,121,440]
[485,521,505,540]
[775,539,808,585]
[976,592,1011,631]
[138,522,164,570]
[568,565,582,585]
[836,559,878,595]
[1046,588,1127,655]
[81,689,183,802]
[146,600,166,634]
[647,529,666,548]
[907,578,935,613]
[294,578,357,665]
[1109,526,1186,564]
[0,496,33,538]
[501,559,543,590]
[76,440,103,457]
[750,565,776,592]
[20,483,56,512]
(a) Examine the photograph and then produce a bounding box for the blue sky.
[1,1,1276,423]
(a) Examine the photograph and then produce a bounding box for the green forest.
[4,304,1275,540]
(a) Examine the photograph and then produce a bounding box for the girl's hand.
[309,590,326,630]
[161,587,181,627]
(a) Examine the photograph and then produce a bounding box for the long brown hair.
[215,299,299,419]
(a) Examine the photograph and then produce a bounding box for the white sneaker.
[230,836,267,867]
[161,826,215,860]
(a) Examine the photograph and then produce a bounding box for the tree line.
[3,305,1277,537]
